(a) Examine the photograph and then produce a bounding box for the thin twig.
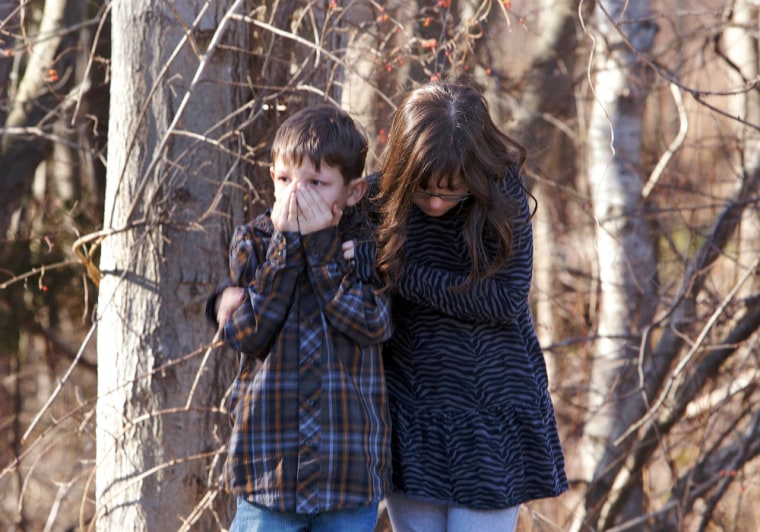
[643,82,688,199]
[177,486,221,531]
[614,255,760,446]
[122,0,246,225]
[230,12,396,109]
[21,321,97,444]
[0,260,77,290]
[185,330,223,409]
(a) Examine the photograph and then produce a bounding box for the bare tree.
[94,1,249,528]
[4,2,760,531]
[722,0,760,299]
[572,1,659,528]
[1,0,71,237]
[568,1,760,530]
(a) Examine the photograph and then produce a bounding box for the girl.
[375,83,568,531]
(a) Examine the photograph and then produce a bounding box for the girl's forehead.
[424,173,466,190]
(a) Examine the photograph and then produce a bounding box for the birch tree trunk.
[723,1,760,297]
[574,2,658,529]
[0,0,67,238]
[0,0,16,125]
[95,1,248,529]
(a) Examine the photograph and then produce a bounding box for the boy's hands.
[271,189,299,232]
[216,286,246,328]
[296,186,342,234]
[272,186,341,235]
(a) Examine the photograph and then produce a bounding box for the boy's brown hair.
[271,104,368,183]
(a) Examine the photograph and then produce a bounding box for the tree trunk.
[95,1,247,529]
[574,2,659,530]
[723,0,760,297]
[0,0,18,125]
[0,0,67,238]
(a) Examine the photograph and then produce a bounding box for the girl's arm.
[399,176,535,324]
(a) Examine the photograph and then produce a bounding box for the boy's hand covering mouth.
[296,186,342,234]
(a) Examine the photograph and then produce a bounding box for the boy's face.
[270,156,365,212]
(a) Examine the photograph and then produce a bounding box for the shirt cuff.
[205,279,233,330]
[302,226,342,267]
[267,229,303,265]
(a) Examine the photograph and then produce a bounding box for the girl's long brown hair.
[376,82,529,290]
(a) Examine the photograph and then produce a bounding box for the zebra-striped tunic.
[383,173,568,510]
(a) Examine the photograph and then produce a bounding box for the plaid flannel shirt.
[216,208,392,514]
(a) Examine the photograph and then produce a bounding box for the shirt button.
[306,399,315,407]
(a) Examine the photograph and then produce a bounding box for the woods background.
[1,0,759,531]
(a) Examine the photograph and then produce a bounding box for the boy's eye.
[310,179,323,187]
[276,176,290,183]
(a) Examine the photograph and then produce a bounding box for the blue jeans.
[230,497,379,532]
[386,492,520,532]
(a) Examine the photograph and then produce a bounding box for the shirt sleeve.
[349,238,377,282]
[205,279,234,330]
[398,176,534,324]
[303,226,392,346]
[228,223,258,287]
[222,229,304,356]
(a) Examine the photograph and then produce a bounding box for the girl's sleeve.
[222,228,304,356]
[305,227,392,346]
[398,176,534,324]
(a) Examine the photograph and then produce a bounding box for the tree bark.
[574,1,659,529]
[95,1,247,529]
[0,0,18,125]
[0,0,68,238]
[722,0,760,297]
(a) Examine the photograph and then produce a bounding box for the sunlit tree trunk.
[573,1,659,530]
[0,0,18,125]
[723,0,760,297]
[95,1,247,529]
[0,0,67,238]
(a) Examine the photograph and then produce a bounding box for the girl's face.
[412,178,471,217]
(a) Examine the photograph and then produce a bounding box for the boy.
[206,104,391,531]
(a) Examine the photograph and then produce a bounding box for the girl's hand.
[271,189,299,232]
[342,240,355,261]
[296,186,342,234]
[216,286,246,328]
